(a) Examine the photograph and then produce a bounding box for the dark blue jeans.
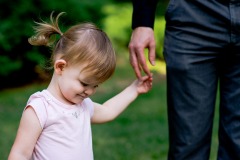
[163,0,240,159]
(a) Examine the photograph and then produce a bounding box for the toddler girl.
[8,12,152,160]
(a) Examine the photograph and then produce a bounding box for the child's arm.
[8,107,42,160]
[91,76,152,124]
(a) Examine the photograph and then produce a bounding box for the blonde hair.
[28,12,116,84]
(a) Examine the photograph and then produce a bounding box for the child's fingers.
[141,73,152,79]
[140,75,153,82]
[140,75,149,81]
[147,80,152,88]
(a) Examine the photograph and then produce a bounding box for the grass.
[0,55,219,160]
[91,71,168,160]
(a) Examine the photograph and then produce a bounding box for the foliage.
[0,0,169,89]
[102,3,132,53]
[102,3,166,60]
[0,0,111,89]
[0,56,22,76]
[153,17,166,60]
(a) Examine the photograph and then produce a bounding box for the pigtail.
[28,12,65,46]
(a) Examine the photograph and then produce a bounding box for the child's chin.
[73,98,84,104]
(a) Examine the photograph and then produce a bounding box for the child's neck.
[47,75,73,105]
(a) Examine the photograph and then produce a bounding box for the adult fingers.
[148,40,156,66]
[136,47,152,78]
[129,47,142,78]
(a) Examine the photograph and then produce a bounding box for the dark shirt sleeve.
[131,0,159,29]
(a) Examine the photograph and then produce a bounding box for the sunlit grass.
[0,54,219,160]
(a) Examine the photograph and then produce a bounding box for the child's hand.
[133,75,153,94]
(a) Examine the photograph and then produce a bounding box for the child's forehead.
[72,62,107,84]
[79,72,100,84]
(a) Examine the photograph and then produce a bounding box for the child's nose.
[84,87,95,95]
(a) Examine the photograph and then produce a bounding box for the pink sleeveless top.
[26,90,94,160]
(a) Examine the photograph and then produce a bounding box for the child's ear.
[54,59,67,75]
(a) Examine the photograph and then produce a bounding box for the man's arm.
[132,0,159,29]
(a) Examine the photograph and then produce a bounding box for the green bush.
[0,0,111,88]
[0,0,168,89]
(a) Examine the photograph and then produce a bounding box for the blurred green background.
[0,0,219,159]
[0,0,167,89]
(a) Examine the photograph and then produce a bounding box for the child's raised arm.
[91,76,152,124]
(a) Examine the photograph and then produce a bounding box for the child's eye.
[80,81,98,88]
[80,81,88,86]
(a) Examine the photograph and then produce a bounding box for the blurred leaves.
[102,3,166,60]
[0,56,22,76]
[0,0,112,88]
[0,0,168,89]
[102,3,132,52]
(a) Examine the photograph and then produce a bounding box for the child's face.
[58,64,98,104]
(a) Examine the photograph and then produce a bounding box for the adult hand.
[128,27,156,78]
